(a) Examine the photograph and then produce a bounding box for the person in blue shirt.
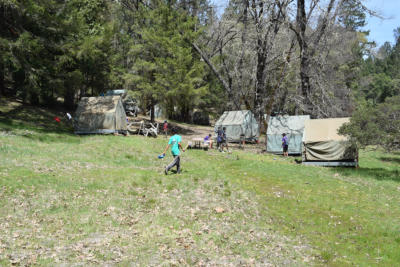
[216,127,229,152]
[216,127,223,150]
[203,134,213,148]
[161,128,185,175]
[282,133,289,157]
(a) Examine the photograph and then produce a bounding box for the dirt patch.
[139,116,266,152]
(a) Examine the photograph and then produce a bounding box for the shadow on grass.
[0,103,79,143]
[0,104,72,132]
[294,158,302,164]
[21,132,81,144]
[333,167,400,183]
[379,157,400,164]
[169,124,195,135]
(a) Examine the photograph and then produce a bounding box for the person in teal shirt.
[161,128,185,175]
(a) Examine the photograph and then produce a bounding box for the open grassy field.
[1,99,400,266]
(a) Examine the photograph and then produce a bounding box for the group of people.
[198,127,229,152]
[160,126,231,175]
[160,122,290,175]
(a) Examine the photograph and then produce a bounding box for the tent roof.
[106,89,126,96]
[267,115,310,135]
[215,110,252,126]
[303,118,349,142]
[75,96,121,115]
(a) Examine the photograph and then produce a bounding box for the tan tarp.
[302,118,357,161]
[74,96,127,134]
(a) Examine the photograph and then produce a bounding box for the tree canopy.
[0,0,399,144]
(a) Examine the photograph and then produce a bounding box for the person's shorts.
[283,145,288,152]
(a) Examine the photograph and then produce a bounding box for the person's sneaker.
[164,167,168,175]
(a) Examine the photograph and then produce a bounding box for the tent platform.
[268,151,301,155]
[302,161,358,167]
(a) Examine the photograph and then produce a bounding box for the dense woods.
[0,0,399,144]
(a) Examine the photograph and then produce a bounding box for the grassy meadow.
[1,99,400,266]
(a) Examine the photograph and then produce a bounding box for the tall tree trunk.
[64,87,75,110]
[255,46,266,124]
[0,63,4,96]
[150,98,155,123]
[238,0,249,106]
[166,98,174,119]
[191,42,232,100]
[296,0,311,110]
[299,45,311,106]
[295,0,337,115]
[263,40,295,147]
[253,0,283,129]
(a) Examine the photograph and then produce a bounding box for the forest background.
[1,0,399,148]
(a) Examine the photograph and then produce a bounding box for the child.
[163,120,168,138]
[203,134,213,148]
[282,133,289,157]
[161,129,185,174]
[219,127,229,152]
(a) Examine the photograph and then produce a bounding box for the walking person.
[161,129,185,175]
[282,133,289,157]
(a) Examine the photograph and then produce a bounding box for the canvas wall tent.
[266,115,310,154]
[74,96,128,134]
[302,118,358,166]
[214,110,259,142]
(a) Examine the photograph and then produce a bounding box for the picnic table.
[192,137,203,148]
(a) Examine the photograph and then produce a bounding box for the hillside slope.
[1,100,400,266]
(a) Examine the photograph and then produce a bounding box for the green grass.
[1,99,400,265]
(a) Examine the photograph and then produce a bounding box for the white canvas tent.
[214,110,259,142]
[266,115,310,154]
[74,96,127,134]
[302,118,358,166]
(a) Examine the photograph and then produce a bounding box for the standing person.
[216,127,223,150]
[282,133,289,157]
[221,127,229,152]
[163,120,168,138]
[161,129,185,175]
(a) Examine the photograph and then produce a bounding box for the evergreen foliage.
[0,0,398,131]
[340,27,400,150]
[1,0,223,122]
[124,2,208,122]
[339,95,400,151]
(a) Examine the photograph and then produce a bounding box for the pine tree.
[124,1,207,122]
